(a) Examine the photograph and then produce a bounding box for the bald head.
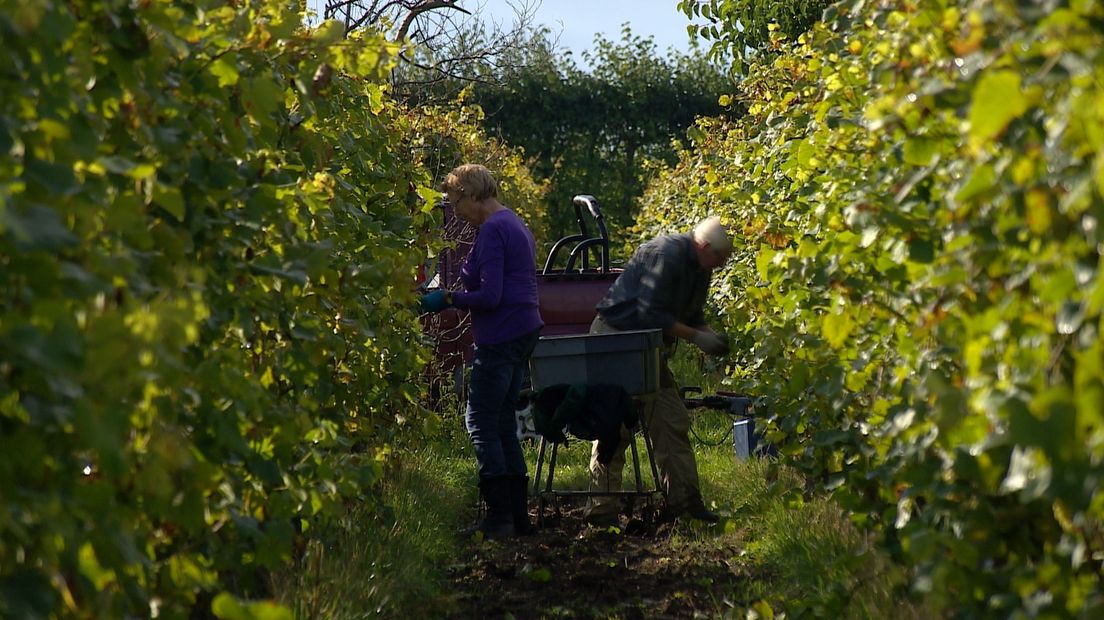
[693,216,732,252]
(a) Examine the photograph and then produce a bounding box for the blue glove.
[419,290,451,313]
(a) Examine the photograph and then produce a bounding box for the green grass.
[271,426,475,618]
[690,440,926,618]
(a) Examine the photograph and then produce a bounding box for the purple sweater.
[453,209,543,345]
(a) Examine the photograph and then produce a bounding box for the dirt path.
[442,499,751,619]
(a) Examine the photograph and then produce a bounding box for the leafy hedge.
[400,96,550,245]
[1,0,436,616]
[640,0,1103,615]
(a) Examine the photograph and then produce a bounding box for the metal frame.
[531,396,663,526]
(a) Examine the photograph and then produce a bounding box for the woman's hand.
[419,290,453,313]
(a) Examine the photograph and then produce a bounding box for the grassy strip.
[274,345,924,616]
[272,426,475,618]
[274,417,925,618]
[690,426,927,617]
[673,348,927,616]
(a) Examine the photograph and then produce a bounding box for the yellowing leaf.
[941,7,961,31]
[127,163,157,180]
[955,163,996,205]
[1025,188,1051,234]
[903,137,939,166]
[822,310,855,349]
[78,543,115,591]
[750,600,776,619]
[1011,153,1038,185]
[845,369,869,392]
[211,593,292,620]
[796,139,818,168]
[525,567,552,582]
[312,19,345,45]
[211,56,240,87]
[756,246,778,280]
[39,118,70,141]
[969,71,1028,149]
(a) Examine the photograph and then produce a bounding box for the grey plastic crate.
[529,329,663,395]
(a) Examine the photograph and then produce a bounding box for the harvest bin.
[528,329,663,395]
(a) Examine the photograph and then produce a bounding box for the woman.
[420,164,543,539]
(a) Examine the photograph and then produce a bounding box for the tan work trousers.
[585,316,702,519]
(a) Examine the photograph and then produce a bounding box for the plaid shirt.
[596,233,709,337]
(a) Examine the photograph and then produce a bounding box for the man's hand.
[691,330,729,356]
[419,290,452,313]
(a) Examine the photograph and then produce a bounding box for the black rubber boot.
[509,475,535,536]
[475,477,515,540]
[687,495,720,524]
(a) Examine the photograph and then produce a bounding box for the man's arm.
[667,321,701,342]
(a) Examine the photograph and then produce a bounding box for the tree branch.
[397,1,471,42]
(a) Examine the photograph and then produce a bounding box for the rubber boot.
[686,494,720,524]
[509,475,535,536]
[475,477,515,540]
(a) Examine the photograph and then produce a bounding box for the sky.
[477,0,702,61]
[304,1,706,68]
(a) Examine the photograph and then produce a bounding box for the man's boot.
[686,495,720,524]
[476,477,515,540]
[509,475,535,536]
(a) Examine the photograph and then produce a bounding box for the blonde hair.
[692,216,733,253]
[441,164,498,201]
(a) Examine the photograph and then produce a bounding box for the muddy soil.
[443,499,751,619]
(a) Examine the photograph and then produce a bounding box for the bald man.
[585,216,733,525]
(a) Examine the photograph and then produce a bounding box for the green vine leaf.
[968,71,1028,150]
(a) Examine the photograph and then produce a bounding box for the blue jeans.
[465,328,540,479]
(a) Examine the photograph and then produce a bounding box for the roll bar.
[542,195,611,274]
